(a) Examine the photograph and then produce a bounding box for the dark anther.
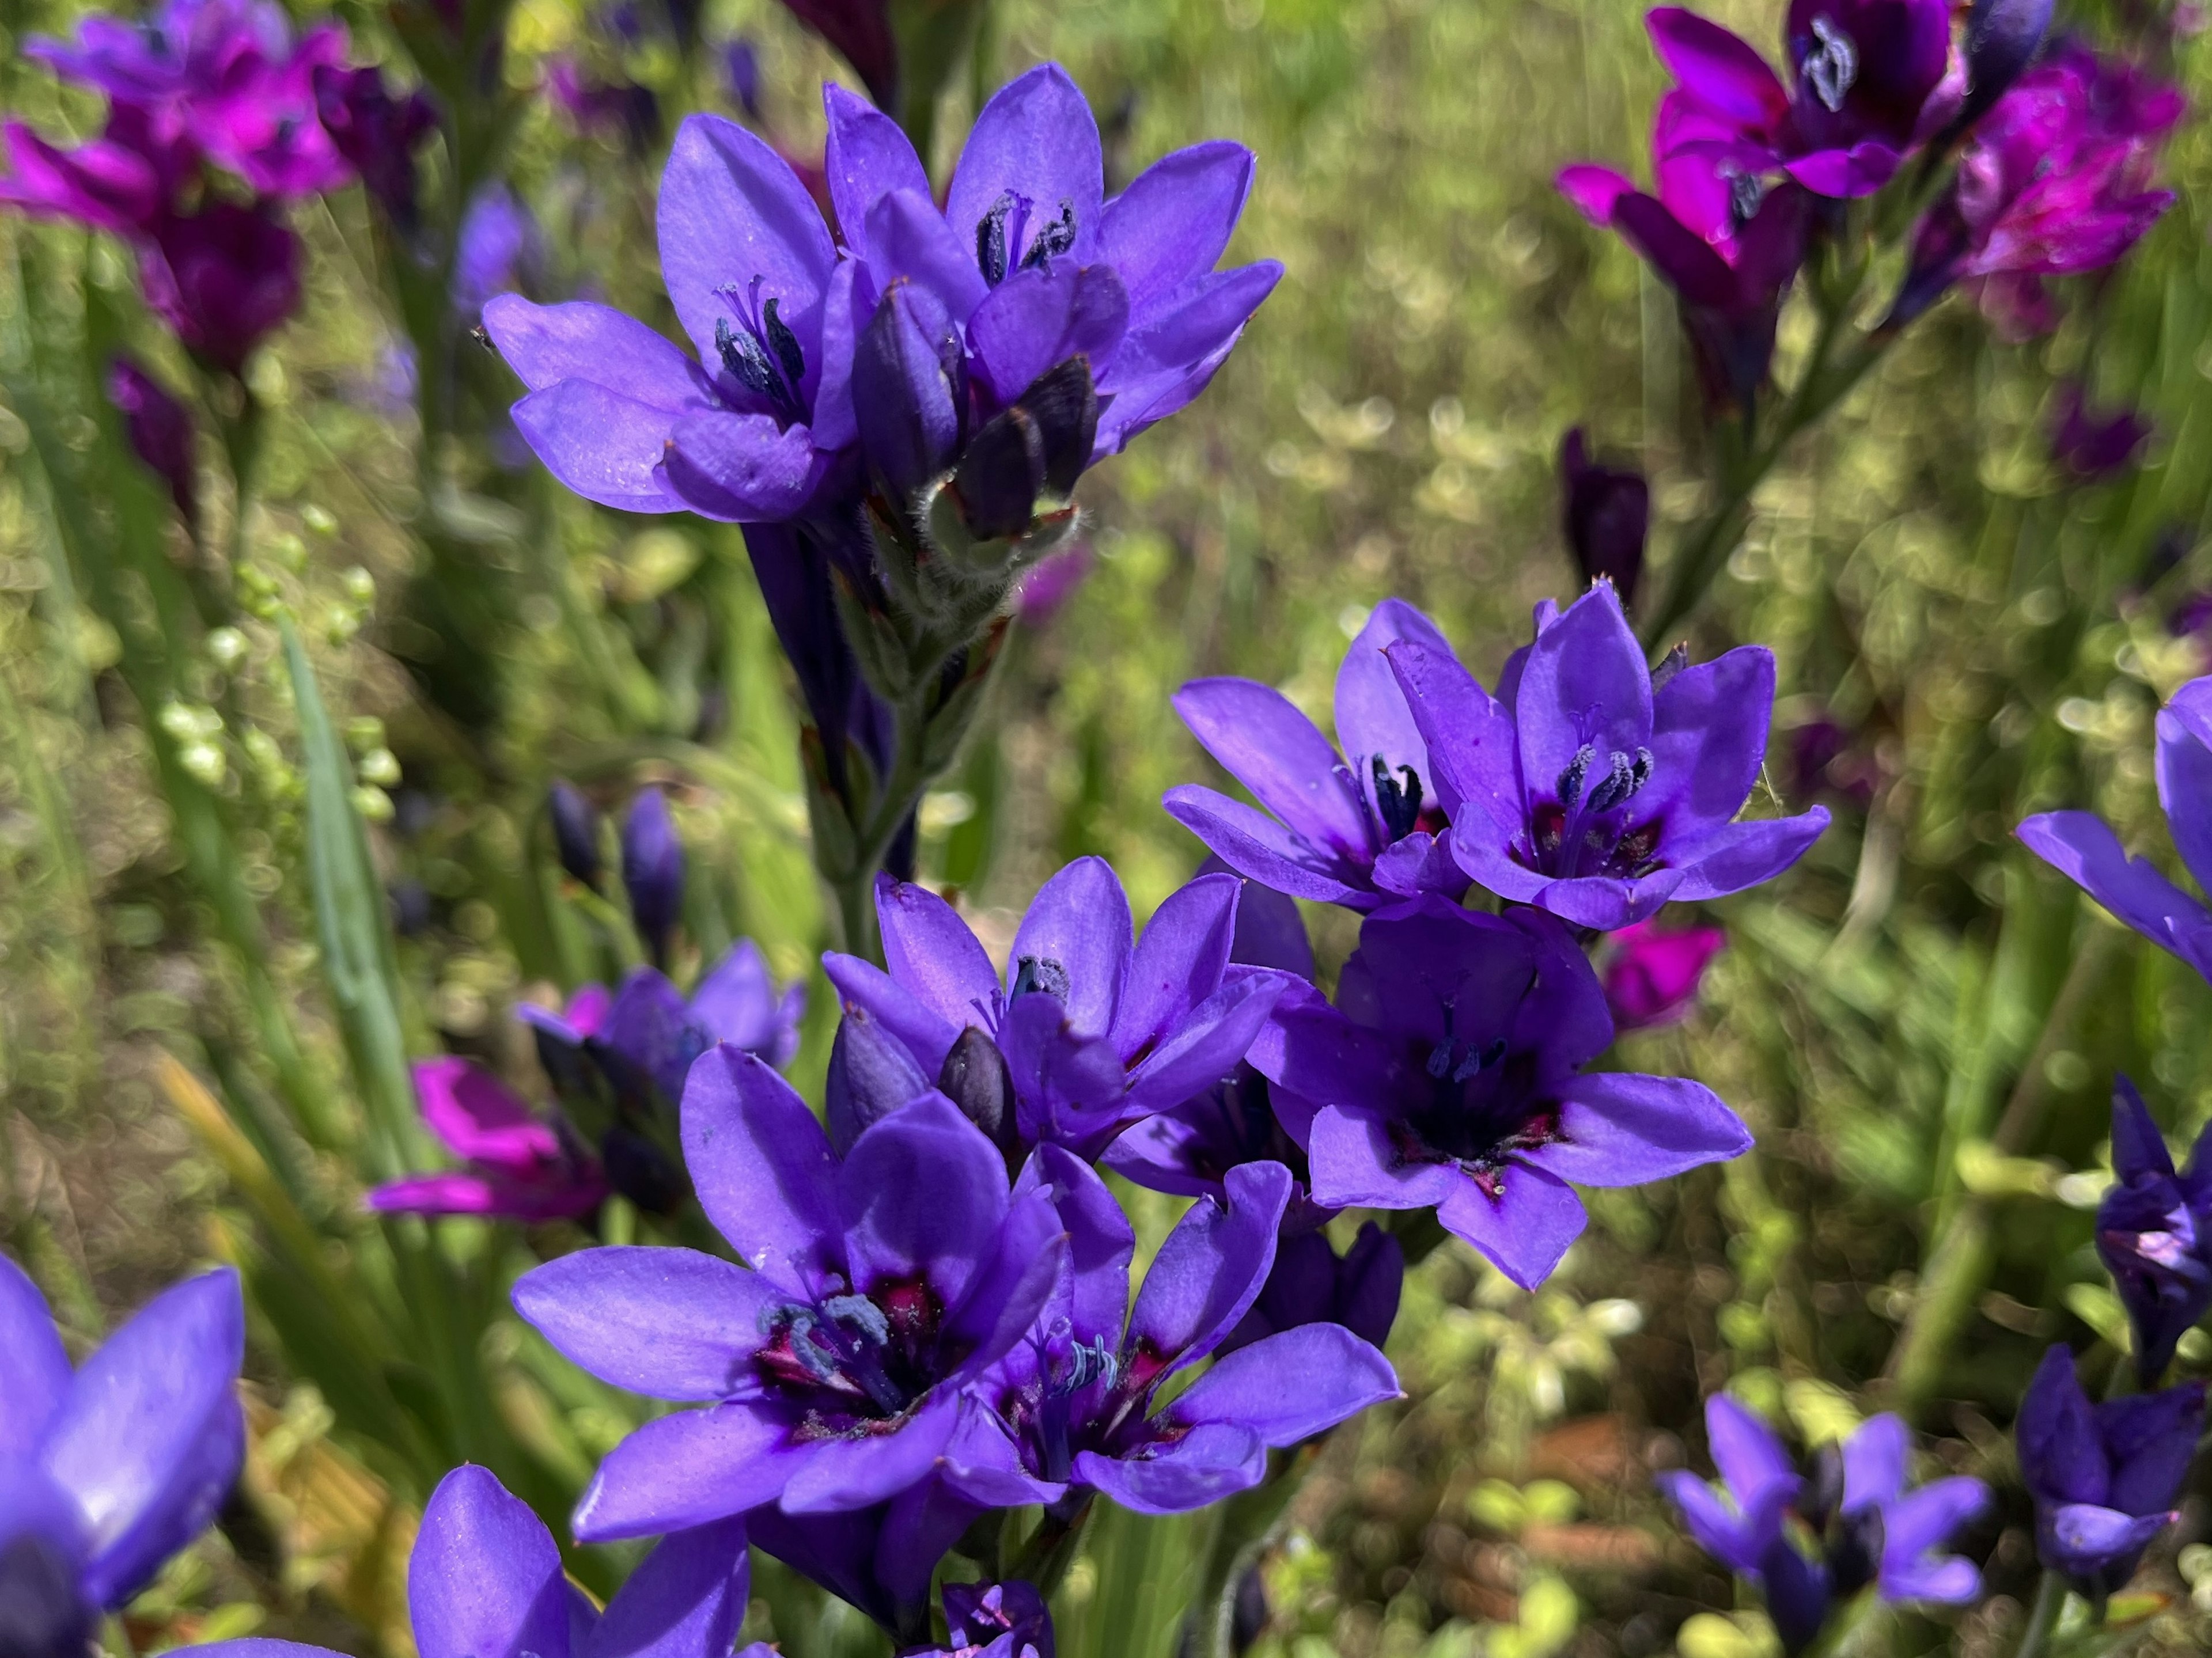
[1586,746,1655,815]
[1371,755,1426,842]
[1725,168,1767,226]
[1012,955,1072,1001]
[763,297,807,387]
[1650,642,1690,692]
[1020,199,1079,270]
[1804,16,1858,112]
[1556,743,1595,810]
[715,315,781,401]
[977,192,1016,286]
[1451,1037,1508,1084]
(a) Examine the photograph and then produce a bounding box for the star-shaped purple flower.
[945,1152,1397,1515]
[178,1464,752,1658]
[2097,1076,2212,1387]
[2018,671,2212,984]
[483,111,860,520]
[1164,600,1470,912]
[820,65,1282,473]
[512,1051,1065,1536]
[1247,897,1751,1288]
[2018,1344,2206,1600]
[1,1255,244,1644]
[1388,582,1829,929]
[824,860,1286,1161]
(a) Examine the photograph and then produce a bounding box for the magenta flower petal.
[413,1056,560,1173]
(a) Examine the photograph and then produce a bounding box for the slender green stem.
[2013,1573,2066,1658]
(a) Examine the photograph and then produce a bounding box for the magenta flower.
[179,1466,753,1658]
[0,105,195,237]
[366,1057,607,1223]
[483,111,857,518]
[1389,583,1829,929]
[313,65,438,232]
[106,355,199,529]
[2050,380,2152,479]
[1603,918,1728,1030]
[138,200,304,372]
[946,1152,1397,1514]
[1165,600,1469,911]
[1248,898,1751,1288]
[512,1056,1066,1535]
[1898,41,2182,337]
[1,1255,244,1635]
[28,0,353,197]
[824,860,1286,1161]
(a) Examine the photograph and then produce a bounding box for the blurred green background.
[8,0,2212,1653]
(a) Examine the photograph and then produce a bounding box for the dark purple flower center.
[1517,740,1664,882]
[976,189,1079,286]
[1335,753,1448,857]
[0,1534,92,1658]
[756,1278,948,1438]
[713,276,807,423]
[1801,16,1858,112]
[1382,982,1568,1191]
[999,1326,1183,1482]
[1177,1070,1310,1189]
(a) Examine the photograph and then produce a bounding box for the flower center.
[756,1279,944,1437]
[712,276,806,423]
[1802,16,1858,113]
[1518,741,1663,881]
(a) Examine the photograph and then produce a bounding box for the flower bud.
[620,786,685,965]
[936,1024,1021,1167]
[1558,428,1649,610]
[824,1002,929,1155]
[549,780,603,888]
[855,280,964,508]
[949,357,1098,541]
[105,356,198,529]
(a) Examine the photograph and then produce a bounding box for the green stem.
[2013,1573,2066,1658]
[824,690,946,963]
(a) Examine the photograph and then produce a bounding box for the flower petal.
[1669,811,1828,901]
[1556,164,1636,226]
[945,64,1104,271]
[657,113,835,369]
[876,875,1001,1033]
[1128,1162,1290,1372]
[1162,787,1372,907]
[1010,857,1134,1040]
[681,1047,844,1298]
[2156,686,2212,898]
[1112,872,1240,1059]
[863,189,990,321]
[512,1247,780,1402]
[839,1094,1009,1310]
[1435,1163,1587,1291]
[1646,7,1790,129]
[1512,583,1653,808]
[690,940,786,1056]
[1090,262,1281,454]
[1304,1106,1463,1212]
[777,1394,961,1513]
[824,951,966,1079]
[1165,1321,1398,1443]
[1018,1145,1134,1348]
[967,260,1129,408]
[1071,1423,1266,1515]
[510,381,689,514]
[820,82,929,266]
[0,1254,71,1460]
[1528,1072,1751,1187]
[1639,646,1775,837]
[1100,141,1255,320]
[663,409,828,521]
[483,295,713,405]
[410,1466,570,1658]
[1173,679,1369,857]
[1123,972,1286,1117]
[412,1056,560,1173]
[2018,810,2212,967]
[584,1518,750,1658]
[576,1403,808,1541]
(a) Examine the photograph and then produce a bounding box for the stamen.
[1370,755,1426,842]
[1058,1334,1119,1394]
[1450,1037,1507,1084]
[1012,955,1071,1001]
[762,297,806,387]
[977,192,1016,286]
[823,1293,890,1346]
[1020,199,1078,270]
[1725,168,1766,226]
[1804,16,1858,113]
[1425,1039,1459,1080]
[1556,744,1594,810]
[715,315,781,403]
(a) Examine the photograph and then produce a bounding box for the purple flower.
[365,1057,608,1223]
[1165,600,1469,912]
[1637,1,1955,200]
[946,1152,1397,1515]
[823,860,1287,1162]
[2050,381,2152,479]
[1897,43,2182,336]
[743,1480,991,1639]
[2018,672,2212,984]
[29,0,353,197]
[1247,897,1751,1289]
[0,1255,243,1634]
[106,355,199,529]
[178,1464,752,1658]
[1559,428,1649,610]
[138,200,304,372]
[453,185,543,320]
[777,0,898,112]
[937,1581,1055,1658]
[821,65,1282,477]
[2017,1344,2206,1599]
[2097,1076,2212,1386]
[1558,106,1808,413]
[623,786,686,964]
[483,111,856,519]
[1013,545,1093,626]
[1214,1221,1404,1357]
[512,1054,1066,1535]
[0,105,195,237]
[1662,1398,1988,1654]
[313,65,438,232]
[1603,918,1728,1031]
[1389,583,1830,929]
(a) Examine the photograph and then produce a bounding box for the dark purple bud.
[936,1023,1022,1167]
[952,357,1099,540]
[1953,0,2055,135]
[620,786,685,965]
[1756,1535,1833,1655]
[1558,427,1649,609]
[137,202,303,374]
[1229,1564,1269,1657]
[0,1534,94,1658]
[549,780,603,888]
[722,37,763,120]
[313,65,440,233]
[104,355,197,529]
[824,1002,930,1155]
[774,0,898,113]
[856,280,964,506]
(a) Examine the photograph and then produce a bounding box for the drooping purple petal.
[574,1403,806,1541]
[509,381,692,514]
[1071,1422,1267,1515]
[1164,1321,1399,1444]
[1162,787,1372,907]
[512,1247,778,1401]
[1669,811,1831,902]
[408,1466,572,1658]
[1435,1163,1589,1291]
